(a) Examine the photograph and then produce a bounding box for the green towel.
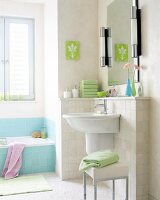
[80,80,98,85]
[79,150,119,172]
[80,84,98,89]
[80,88,98,92]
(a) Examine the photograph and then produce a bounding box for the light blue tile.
[0,117,56,138]
[0,118,44,137]
[0,117,56,175]
[0,150,8,173]
[0,145,56,176]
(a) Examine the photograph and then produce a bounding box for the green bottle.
[41,127,47,139]
[131,80,136,97]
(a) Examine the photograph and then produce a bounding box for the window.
[0,17,35,101]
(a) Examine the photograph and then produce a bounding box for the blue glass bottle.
[125,78,132,96]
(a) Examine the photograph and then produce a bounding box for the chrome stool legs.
[83,173,129,200]
[126,177,129,200]
[83,173,86,200]
[93,180,97,200]
[113,179,115,200]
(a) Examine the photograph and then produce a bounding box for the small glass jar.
[41,126,47,139]
[72,88,79,98]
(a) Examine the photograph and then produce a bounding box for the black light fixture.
[100,27,112,67]
[131,0,141,58]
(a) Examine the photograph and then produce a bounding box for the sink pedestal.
[85,133,113,154]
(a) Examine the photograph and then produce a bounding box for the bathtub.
[0,136,56,175]
[1,136,55,147]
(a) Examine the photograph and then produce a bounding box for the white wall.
[0,1,44,118]
[58,0,98,97]
[140,1,160,199]
[44,0,58,120]
[44,0,60,175]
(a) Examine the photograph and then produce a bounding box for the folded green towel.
[80,88,98,92]
[80,80,98,85]
[80,84,98,89]
[79,150,119,172]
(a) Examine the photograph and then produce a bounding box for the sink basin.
[63,112,120,134]
[63,112,120,154]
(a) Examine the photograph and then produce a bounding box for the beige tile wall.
[107,98,149,200]
[148,195,158,200]
[58,98,94,179]
[136,100,150,200]
[140,0,160,198]
[58,97,150,200]
[107,99,136,200]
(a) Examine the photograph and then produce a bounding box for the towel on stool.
[79,150,119,172]
[2,143,25,180]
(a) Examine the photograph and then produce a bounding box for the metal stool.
[83,162,129,200]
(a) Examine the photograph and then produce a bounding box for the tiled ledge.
[59,96,150,101]
[97,96,150,100]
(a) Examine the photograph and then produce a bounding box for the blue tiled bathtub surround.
[0,117,56,140]
[0,118,44,137]
[0,117,56,175]
[0,145,56,175]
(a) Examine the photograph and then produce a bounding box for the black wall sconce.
[100,27,112,67]
[131,0,141,58]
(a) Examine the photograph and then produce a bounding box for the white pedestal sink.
[63,112,120,154]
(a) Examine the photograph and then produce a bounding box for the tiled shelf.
[59,96,150,101]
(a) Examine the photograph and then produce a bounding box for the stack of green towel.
[80,80,98,98]
[79,150,119,172]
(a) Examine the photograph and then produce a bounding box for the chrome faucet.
[95,99,107,114]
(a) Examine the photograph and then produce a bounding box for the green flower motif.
[66,41,80,60]
[115,44,128,62]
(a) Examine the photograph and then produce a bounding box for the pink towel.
[2,143,25,180]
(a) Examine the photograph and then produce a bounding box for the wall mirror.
[106,0,140,86]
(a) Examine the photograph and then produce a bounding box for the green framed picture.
[65,41,80,60]
[115,44,128,62]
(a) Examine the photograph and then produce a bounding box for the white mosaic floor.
[1,173,123,200]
